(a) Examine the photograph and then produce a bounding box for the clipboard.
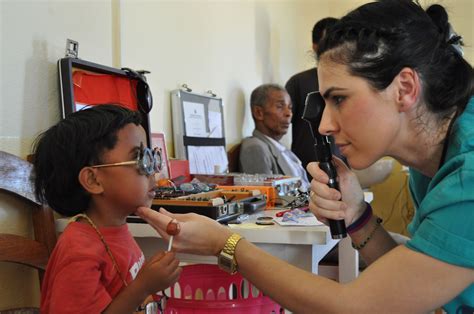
[171,89,227,174]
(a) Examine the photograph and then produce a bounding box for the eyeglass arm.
[91,161,137,168]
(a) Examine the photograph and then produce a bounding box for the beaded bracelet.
[351,217,383,250]
[347,202,373,234]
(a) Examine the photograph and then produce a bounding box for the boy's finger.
[149,251,166,263]
[157,251,176,266]
[169,266,182,283]
[167,257,180,270]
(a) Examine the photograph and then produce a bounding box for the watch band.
[222,233,243,255]
[218,233,243,274]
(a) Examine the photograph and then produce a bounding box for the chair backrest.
[227,143,241,173]
[0,151,57,311]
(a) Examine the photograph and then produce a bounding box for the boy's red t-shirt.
[40,222,145,314]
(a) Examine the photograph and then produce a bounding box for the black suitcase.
[57,57,153,146]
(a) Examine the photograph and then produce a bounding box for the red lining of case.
[73,70,138,111]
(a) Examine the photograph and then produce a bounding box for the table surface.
[55,210,333,245]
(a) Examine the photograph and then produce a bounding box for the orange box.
[217,185,276,208]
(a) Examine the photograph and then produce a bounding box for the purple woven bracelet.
[347,202,373,234]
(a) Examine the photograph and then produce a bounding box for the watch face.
[218,252,236,273]
[219,257,232,268]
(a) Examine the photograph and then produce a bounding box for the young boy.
[33,104,181,313]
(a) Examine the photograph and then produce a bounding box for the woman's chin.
[352,158,395,189]
[347,157,377,171]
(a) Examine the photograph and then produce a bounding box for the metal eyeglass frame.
[91,143,163,176]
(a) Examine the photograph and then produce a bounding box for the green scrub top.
[407,97,474,313]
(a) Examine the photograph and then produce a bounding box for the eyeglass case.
[57,57,152,146]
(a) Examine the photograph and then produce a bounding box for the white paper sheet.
[207,110,223,138]
[183,101,207,137]
[187,146,228,174]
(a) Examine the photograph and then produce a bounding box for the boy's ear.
[78,167,104,195]
[394,67,420,113]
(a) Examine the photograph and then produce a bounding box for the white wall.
[119,0,331,153]
[0,0,113,157]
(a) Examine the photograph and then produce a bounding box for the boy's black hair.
[32,104,142,216]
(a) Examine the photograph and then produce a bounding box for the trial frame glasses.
[91,143,163,176]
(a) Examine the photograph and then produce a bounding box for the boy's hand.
[136,251,181,295]
[103,252,181,314]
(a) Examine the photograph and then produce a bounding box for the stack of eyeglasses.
[179,182,215,193]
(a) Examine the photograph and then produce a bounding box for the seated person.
[32,105,181,313]
[239,83,310,189]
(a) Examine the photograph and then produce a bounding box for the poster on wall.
[151,133,170,180]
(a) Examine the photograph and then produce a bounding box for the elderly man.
[239,83,310,189]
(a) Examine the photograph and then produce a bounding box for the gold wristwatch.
[218,233,243,274]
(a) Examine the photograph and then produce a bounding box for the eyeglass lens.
[138,146,163,176]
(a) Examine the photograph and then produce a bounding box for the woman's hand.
[307,157,366,226]
[136,207,232,256]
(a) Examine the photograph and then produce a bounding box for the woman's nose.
[318,106,336,136]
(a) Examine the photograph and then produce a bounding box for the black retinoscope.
[302,91,347,239]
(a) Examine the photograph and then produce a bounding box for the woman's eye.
[332,95,345,105]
